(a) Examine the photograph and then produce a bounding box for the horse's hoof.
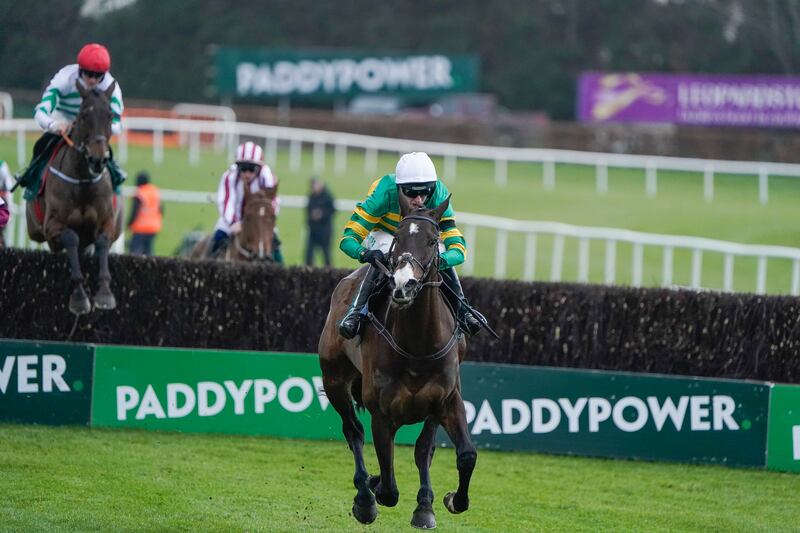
[69,288,91,316]
[443,492,468,514]
[93,287,117,310]
[411,508,436,529]
[352,501,378,524]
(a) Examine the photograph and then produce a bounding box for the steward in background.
[127,171,163,256]
[305,176,336,266]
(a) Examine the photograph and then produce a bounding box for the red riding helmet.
[77,43,111,73]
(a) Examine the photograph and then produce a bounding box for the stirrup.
[339,311,362,339]
[460,312,483,336]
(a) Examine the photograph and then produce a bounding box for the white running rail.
[6,188,800,295]
[3,118,800,205]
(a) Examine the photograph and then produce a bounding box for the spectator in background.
[0,160,13,243]
[305,176,336,266]
[127,171,163,256]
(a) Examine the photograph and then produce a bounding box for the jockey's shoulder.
[48,65,121,93]
[367,174,395,196]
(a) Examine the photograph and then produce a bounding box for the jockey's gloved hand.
[47,121,71,135]
[360,249,387,268]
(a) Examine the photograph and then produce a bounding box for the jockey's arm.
[216,169,239,227]
[339,178,388,261]
[110,81,124,136]
[34,107,68,134]
[438,212,467,271]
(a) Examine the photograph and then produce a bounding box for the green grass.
[1,424,798,532]
[2,135,799,293]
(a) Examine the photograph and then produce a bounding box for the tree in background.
[2,0,800,119]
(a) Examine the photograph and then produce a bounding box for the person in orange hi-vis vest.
[127,171,163,255]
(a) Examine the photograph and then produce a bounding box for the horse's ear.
[433,194,451,221]
[76,81,87,98]
[399,189,411,218]
[104,81,116,100]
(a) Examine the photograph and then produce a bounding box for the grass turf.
[2,135,799,293]
[1,423,798,532]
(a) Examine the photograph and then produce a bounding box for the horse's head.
[238,186,277,261]
[75,81,115,175]
[388,195,450,305]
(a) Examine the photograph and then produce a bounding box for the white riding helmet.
[235,141,264,165]
[395,152,438,184]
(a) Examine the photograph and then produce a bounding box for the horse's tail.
[350,376,365,412]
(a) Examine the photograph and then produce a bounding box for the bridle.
[387,214,443,299]
[233,198,275,261]
[365,213,460,361]
[53,96,111,183]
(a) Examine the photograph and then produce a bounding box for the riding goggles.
[399,183,436,199]
[80,69,105,80]
[237,163,261,174]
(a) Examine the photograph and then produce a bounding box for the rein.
[55,123,109,185]
[232,199,274,261]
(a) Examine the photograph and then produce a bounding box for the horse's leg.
[321,361,377,525]
[60,228,91,315]
[411,416,439,529]
[369,413,400,508]
[93,233,116,310]
[440,391,477,514]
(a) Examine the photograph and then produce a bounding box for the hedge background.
[1,248,798,383]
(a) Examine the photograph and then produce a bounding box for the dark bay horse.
[319,196,476,529]
[189,186,277,262]
[25,82,122,315]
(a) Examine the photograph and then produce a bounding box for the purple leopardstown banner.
[578,71,800,128]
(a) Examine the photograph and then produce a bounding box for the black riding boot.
[339,265,383,339]
[16,132,60,199]
[272,230,284,264]
[208,231,230,258]
[106,146,127,192]
[441,267,483,336]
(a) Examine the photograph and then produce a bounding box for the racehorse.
[25,82,123,315]
[318,196,476,529]
[189,186,277,262]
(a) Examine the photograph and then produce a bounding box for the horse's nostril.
[405,279,418,290]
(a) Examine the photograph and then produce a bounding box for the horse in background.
[189,186,277,262]
[318,196,476,529]
[25,82,122,315]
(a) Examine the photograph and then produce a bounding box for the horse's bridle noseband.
[233,199,275,261]
[388,214,441,293]
[365,212,460,361]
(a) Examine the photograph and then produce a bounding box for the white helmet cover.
[395,152,438,184]
[235,141,264,165]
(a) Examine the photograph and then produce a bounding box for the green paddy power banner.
[450,364,770,467]
[767,384,800,473]
[215,47,479,100]
[91,346,770,467]
[0,339,93,425]
[91,345,424,443]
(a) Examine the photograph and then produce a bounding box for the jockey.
[16,43,125,199]
[338,151,483,339]
[209,141,283,262]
